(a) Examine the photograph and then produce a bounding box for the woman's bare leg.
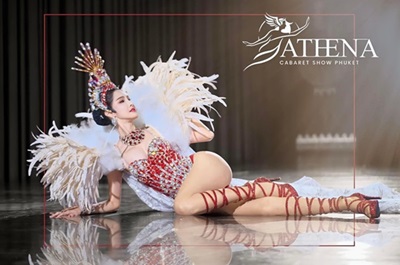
[174,152,379,218]
[216,195,379,218]
[176,165,379,218]
[174,152,297,215]
[174,152,234,215]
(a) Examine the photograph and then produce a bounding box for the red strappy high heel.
[346,193,381,219]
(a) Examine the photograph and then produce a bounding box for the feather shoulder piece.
[28,120,121,213]
[122,52,226,152]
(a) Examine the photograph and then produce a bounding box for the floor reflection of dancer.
[28,214,384,265]
[28,216,125,265]
[174,216,380,251]
[31,43,383,220]
[128,215,382,265]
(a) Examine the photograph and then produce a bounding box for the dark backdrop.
[1,0,400,187]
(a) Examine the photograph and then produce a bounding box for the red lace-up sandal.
[251,177,299,197]
[284,193,381,219]
[200,185,254,213]
[199,177,300,213]
[345,193,381,219]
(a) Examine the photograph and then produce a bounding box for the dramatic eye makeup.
[116,96,125,104]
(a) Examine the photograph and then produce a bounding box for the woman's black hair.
[92,89,117,126]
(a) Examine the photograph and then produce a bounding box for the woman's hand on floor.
[50,206,82,218]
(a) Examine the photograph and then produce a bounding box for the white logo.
[243,13,310,70]
[243,13,378,70]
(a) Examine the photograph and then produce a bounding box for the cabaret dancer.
[29,43,399,220]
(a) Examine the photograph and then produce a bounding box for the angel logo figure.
[243,13,310,70]
[28,43,400,220]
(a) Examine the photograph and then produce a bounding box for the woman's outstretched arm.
[50,170,123,218]
[189,119,215,144]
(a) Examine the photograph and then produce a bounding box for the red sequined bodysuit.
[127,137,193,199]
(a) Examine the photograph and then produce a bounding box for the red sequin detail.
[127,138,192,198]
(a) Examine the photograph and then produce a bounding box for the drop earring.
[111,116,117,127]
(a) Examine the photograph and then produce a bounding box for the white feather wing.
[28,120,123,212]
[122,52,226,154]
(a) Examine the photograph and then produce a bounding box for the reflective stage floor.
[1,170,400,264]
